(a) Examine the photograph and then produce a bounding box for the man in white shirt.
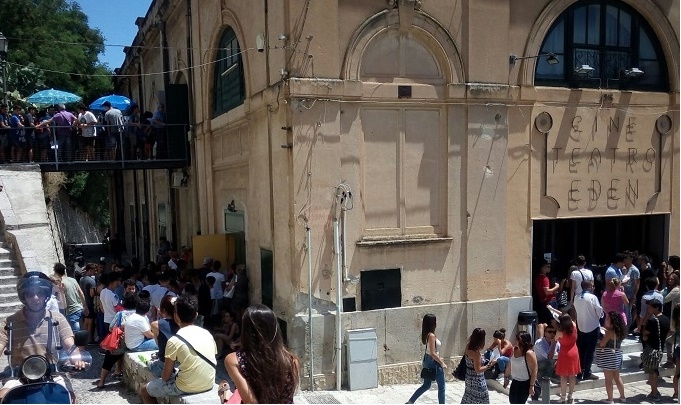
[76,104,97,161]
[100,273,122,330]
[573,279,603,381]
[148,273,176,321]
[206,260,225,303]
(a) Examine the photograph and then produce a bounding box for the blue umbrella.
[89,94,133,112]
[26,88,82,106]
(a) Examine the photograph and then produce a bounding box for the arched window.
[535,0,668,91]
[213,27,245,117]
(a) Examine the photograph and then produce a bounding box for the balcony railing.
[2,123,189,171]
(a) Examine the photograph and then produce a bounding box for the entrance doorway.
[532,214,669,277]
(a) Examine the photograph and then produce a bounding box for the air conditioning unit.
[171,172,188,188]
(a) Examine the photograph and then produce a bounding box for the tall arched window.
[535,0,668,91]
[213,27,245,117]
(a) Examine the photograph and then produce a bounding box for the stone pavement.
[294,379,678,404]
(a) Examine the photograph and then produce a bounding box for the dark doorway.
[532,214,669,276]
[261,249,273,309]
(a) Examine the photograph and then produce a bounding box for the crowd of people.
[408,252,679,405]
[0,101,168,163]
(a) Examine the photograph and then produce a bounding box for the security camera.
[256,33,265,52]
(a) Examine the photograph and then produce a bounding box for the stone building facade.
[114,0,679,388]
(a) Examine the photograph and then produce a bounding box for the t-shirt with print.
[570,268,594,296]
[124,312,151,349]
[78,111,97,137]
[165,325,216,393]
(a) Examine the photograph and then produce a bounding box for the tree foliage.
[64,171,110,228]
[0,0,113,104]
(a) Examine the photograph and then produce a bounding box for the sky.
[77,0,153,69]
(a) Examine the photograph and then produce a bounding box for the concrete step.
[0,302,24,313]
[0,293,21,304]
[0,248,11,260]
[0,268,18,279]
[0,274,19,284]
[0,283,17,293]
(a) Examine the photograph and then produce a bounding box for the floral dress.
[461,354,489,404]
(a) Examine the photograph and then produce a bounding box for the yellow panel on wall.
[191,234,236,269]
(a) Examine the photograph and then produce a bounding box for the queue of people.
[0,101,168,163]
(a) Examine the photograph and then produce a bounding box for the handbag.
[100,311,126,355]
[557,289,569,308]
[595,336,622,370]
[641,316,663,370]
[453,354,467,380]
[420,344,436,380]
[523,352,541,401]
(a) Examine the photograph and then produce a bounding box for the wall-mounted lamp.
[227,200,237,213]
[256,33,265,52]
[221,63,238,76]
[623,67,644,78]
[509,52,559,66]
[574,64,595,76]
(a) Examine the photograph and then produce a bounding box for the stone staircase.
[0,233,24,321]
[487,334,676,398]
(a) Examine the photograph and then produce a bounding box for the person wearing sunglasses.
[534,323,560,382]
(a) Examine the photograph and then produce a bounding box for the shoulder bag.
[641,316,663,370]
[453,353,467,380]
[174,332,217,369]
[595,335,622,370]
[523,352,542,401]
[101,311,126,355]
[420,343,436,380]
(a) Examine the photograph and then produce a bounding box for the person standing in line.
[461,328,495,404]
[604,253,627,284]
[569,255,594,321]
[23,106,36,162]
[662,273,679,368]
[102,101,124,160]
[534,260,559,326]
[0,104,10,163]
[554,314,580,404]
[598,311,627,404]
[534,323,560,380]
[601,278,628,328]
[53,263,88,332]
[407,314,448,404]
[622,252,640,333]
[76,104,97,161]
[503,332,537,404]
[38,103,76,162]
[79,263,98,343]
[637,278,664,334]
[8,105,25,162]
[573,279,603,381]
[642,299,670,402]
[671,304,679,402]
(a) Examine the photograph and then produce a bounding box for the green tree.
[0,0,113,103]
[64,171,110,228]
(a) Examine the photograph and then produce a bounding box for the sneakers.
[646,393,661,402]
[584,374,599,381]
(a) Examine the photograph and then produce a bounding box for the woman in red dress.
[554,314,580,404]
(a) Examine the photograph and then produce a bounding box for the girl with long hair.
[223,305,299,403]
[598,311,627,403]
[462,328,495,404]
[503,332,538,404]
[554,314,580,403]
[407,314,447,404]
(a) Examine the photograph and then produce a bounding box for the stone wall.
[122,351,220,405]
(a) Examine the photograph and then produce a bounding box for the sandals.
[218,380,230,403]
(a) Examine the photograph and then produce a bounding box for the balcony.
[3,123,189,172]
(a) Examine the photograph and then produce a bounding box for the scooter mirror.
[73,331,89,347]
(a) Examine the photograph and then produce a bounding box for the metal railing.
[1,123,189,171]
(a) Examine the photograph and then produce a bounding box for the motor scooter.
[0,319,92,404]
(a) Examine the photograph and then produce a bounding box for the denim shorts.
[146,376,186,398]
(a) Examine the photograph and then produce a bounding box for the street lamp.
[0,33,8,105]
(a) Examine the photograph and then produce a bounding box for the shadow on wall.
[51,190,106,244]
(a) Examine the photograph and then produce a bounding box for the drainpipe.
[333,205,343,390]
[185,0,200,237]
[306,224,314,391]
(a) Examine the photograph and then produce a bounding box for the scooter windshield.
[0,382,71,404]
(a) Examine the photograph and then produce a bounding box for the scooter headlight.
[21,355,48,381]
